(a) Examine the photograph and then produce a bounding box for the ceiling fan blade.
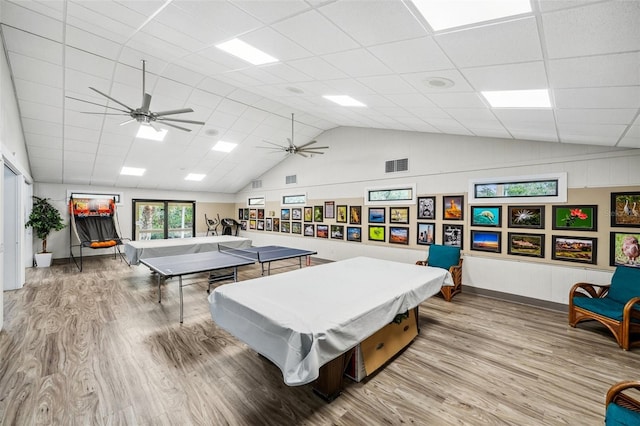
[296,152,308,158]
[65,96,131,113]
[262,140,286,148]
[89,87,134,111]
[141,93,152,113]
[295,140,317,149]
[256,146,284,150]
[302,146,329,150]
[158,121,192,132]
[299,150,326,155]
[154,108,194,117]
[80,112,130,116]
[157,117,205,125]
[120,118,136,126]
[148,122,161,132]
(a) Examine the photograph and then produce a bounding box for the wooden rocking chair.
[416,244,463,302]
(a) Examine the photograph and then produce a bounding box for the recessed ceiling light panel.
[136,125,167,141]
[121,166,145,176]
[215,38,278,65]
[185,173,205,181]
[412,0,532,31]
[482,89,552,108]
[323,95,367,107]
[212,141,238,152]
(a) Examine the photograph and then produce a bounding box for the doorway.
[3,163,20,290]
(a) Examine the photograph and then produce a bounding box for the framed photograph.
[552,205,597,231]
[552,235,597,264]
[291,222,302,234]
[238,208,243,220]
[292,208,302,221]
[304,223,315,237]
[470,206,502,227]
[250,209,257,219]
[507,232,545,258]
[417,196,436,220]
[240,220,247,231]
[281,222,290,233]
[350,206,362,224]
[347,226,362,242]
[471,230,501,253]
[390,207,409,224]
[316,224,329,238]
[368,207,385,223]
[443,224,463,248]
[281,208,291,220]
[336,205,348,223]
[257,220,265,231]
[324,201,335,219]
[610,232,640,268]
[249,219,256,230]
[443,195,464,220]
[314,205,324,222]
[243,208,249,220]
[417,223,436,245]
[304,207,313,222]
[273,218,280,232]
[508,205,545,229]
[257,209,265,219]
[389,226,409,245]
[610,192,640,227]
[368,225,385,242]
[265,218,272,231]
[331,224,344,239]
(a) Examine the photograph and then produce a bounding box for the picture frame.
[507,232,545,258]
[292,208,302,221]
[610,192,640,227]
[240,220,247,231]
[336,205,348,223]
[442,224,463,248]
[314,205,324,222]
[368,207,385,223]
[610,232,640,268]
[257,220,264,231]
[304,223,315,237]
[350,206,362,224]
[249,219,256,230]
[417,223,436,245]
[552,235,597,264]
[281,222,290,233]
[316,224,329,238]
[389,226,409,245]
[257,209,264,219]
[443,195,464,220]
[238,208,243,220]
[417,196,436,220]
[508,205,545,229]
[281,208,291,221]
[324,201,335,219]
[291,222,302,234]
[390,207,409,224]
[368,225,385,242]
[243,208,249,220]
[273,218,280,232]
[249,209,257,220]
[470,206,502,227]
[304,207,313,222]
[552,205,597,231]
[346,226,362,242]
[471,230,501,253]
[331,224,344,239]
[265,218,272,232]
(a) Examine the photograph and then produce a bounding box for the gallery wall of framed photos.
[238,185,639,271]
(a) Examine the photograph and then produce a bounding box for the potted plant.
[25,196,66,267]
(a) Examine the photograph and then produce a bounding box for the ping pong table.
[139,245,317,322]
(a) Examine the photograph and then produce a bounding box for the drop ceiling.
[1,0,638,193]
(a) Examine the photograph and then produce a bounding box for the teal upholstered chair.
[605,381,640,425]
[569,266,640,350]
[416,244,462,302]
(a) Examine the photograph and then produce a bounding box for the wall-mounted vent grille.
[286,175,297,184]
[385,158,408,173]
[251,180,262,189]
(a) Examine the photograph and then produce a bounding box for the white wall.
[236,126,640,305]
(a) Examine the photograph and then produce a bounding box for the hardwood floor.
[1,255,638,425]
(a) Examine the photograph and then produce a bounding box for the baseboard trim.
[463,286,567,313]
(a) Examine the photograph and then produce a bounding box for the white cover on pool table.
[208,256,452,386]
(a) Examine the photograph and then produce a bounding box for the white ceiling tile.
[368,37,453,73]
[24,132,63,149]
[493,109,556,124]
[319,0,428,46]
[160,63,206,88]
[400,70,474,94]
[65,3,132,44]
[272,10,359,55]
[618,136,640,149]
[554,87,640,109]
[28,145,63,160]
[384,93,436,108]
[1,1,63,41]
[171,0,263,36]
[427,92,486,108]
[2,26,63,65]
[242,27,312,62]
[322,78,376,96]
[435,17,542,68]
[65,48,116,80]
[7,53,63,88]
[537,0,601,13]
[510,129,559,143]
[556,109,638,125]
[127,32,191,62]
[22,118,63,138]
[461,61,548,91]
[287,57,349,81]
[18,100,63,123]
[68,0,148,31]
[232,0,310,24]
[357,75,415,94]
[542,1,640,59]
[14,79,62,107]
[7,0,64,20]
[64,125,101,143]
[65,27,122,60]
[64,139,99,154]
[411,107,452,120]
[152,77,192,104]
[447,109,498,122]
[548,52,640,89]
[141,21,207,54]
[322,48,392,78]
[469,127,512,139]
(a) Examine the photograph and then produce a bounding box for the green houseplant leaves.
[25,196,65,253]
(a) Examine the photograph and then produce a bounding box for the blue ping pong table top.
[221,245,317,263]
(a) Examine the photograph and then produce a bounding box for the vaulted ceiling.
[1,0,638,193]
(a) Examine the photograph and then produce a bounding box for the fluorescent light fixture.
[185,173,206,181]
[136,124,167,141]
[412,0,532,31]
[215,38,278,65]
[323,95,367,107]
[120,166,145,176]
[212,141,237,152]
[482,89,551,108]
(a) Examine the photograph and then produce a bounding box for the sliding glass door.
[133,199,195,240]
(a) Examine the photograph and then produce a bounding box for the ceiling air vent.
[385,158,408,173]
[251,180,262,189]
[286,174,297,184]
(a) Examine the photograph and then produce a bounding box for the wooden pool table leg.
[312,348,355,402]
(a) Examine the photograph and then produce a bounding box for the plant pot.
[34,252,53,268]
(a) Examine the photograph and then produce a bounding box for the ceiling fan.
[260,113,328,157]
[66,60,205,132]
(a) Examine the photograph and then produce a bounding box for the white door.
[3,164,20,290]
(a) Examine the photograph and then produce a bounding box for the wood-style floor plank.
[2,255,639,425]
